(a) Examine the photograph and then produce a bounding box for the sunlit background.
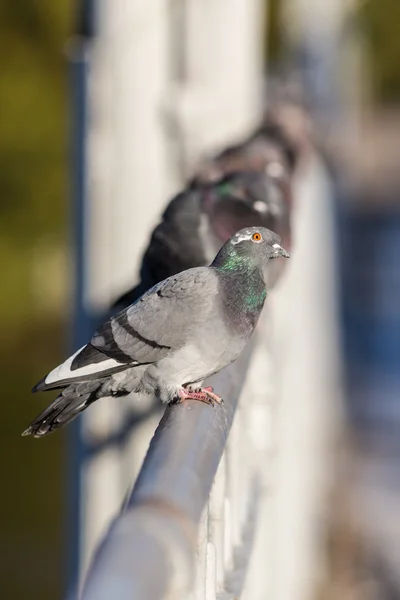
[2,1,400,599]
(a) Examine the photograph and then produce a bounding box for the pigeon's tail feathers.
[32,344,133,393]
[23,379,104,437]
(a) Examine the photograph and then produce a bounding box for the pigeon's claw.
[201,386,224,405]
[177,386,224,407]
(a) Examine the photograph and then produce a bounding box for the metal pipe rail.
[81,340,256,600]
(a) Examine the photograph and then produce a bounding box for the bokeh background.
[1,3,72,598]
[1,1,400,599]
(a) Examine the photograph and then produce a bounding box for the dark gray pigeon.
[190,119,296,253]
[192,120,298,187]
[23,227,289,437]
[113,170,289,311]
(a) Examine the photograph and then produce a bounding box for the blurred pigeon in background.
[193,119,298,185]
[192,115,299,244]
[113,170,290,310]
[263,72,313,165]
[192,120,297,225]
[24,227,289,437]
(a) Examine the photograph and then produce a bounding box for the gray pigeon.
[192,120,298,188]
[23,227,289,437]
[113,170,289,311]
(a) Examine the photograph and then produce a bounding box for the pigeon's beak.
[253,200,269,214]
[272,243,290,258]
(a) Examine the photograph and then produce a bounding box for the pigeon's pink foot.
[177,386,224,407]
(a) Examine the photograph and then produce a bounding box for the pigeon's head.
[213,226,290,271]
[200,171,287,244]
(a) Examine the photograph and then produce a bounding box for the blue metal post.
[67,33,95,599]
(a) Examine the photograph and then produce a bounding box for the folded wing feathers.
[32,345,133,392]
[33,268,216,393]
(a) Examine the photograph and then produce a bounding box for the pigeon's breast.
[217,271,266,337]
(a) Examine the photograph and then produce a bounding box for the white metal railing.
[81,341,259,599]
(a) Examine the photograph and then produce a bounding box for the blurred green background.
[1,2,72,598]
[1,1,399,598]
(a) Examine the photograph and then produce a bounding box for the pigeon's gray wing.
[91,268,218,364]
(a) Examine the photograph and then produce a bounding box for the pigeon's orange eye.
[252,232,262,242]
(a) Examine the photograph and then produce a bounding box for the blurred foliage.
[0,2,74,599]
[359,0,400,103]
[265,0,400,104]
[0,0,72,328]
[265,0,283,67]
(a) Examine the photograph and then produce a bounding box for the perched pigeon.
[23,227,289,437]
[113,170,289,310]
[192,120,298,188]
[192,120,296,252]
